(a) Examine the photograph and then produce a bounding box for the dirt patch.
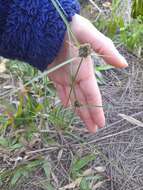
[95,48,143,189]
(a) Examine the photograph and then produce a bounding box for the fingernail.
[90,125,98,133]
[121,56,128,68]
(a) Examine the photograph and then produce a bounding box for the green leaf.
[0,176,3,187]
[95,71,105,85]
[9,143,23,150]
[107,19,118,37]
[36,165,54,190]
[71,154,96,177]
[95,65,114,71]
[0,100,16,113]
[11,171,22,186]
[26,159,43,170]
[16,95,24,117]
[131,0,143,20]
[80,177,91,190]
[43,162,51,178]
[0,137,9,147]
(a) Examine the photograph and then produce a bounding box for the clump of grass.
[131,0,143,20]
[93,0,143,57]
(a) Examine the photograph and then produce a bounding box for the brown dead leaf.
[59,177,82,190]
[93,181,105,190]
[95,166,106,173]
[0,62,6,73]
[119,114,143,127]
[0,58,8,73]
[103,1,112,9]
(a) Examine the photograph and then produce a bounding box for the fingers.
[90,31,128,68]
[54,82,98,133]
[72,14,128,68]
[79,76,105,128]
[70,84,98,133]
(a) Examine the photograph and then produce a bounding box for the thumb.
[72,14,128,68]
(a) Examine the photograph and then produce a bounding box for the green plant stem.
[0,57,77,99]
[66,57,84,107]
[50,0,80,47]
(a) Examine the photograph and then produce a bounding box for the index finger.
[73,15,128,68]
[90,29,128,68]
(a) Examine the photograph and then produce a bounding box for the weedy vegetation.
[94,0,143,56]
[1,0,143,190]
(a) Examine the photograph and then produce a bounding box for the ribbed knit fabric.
[0,0,80,71]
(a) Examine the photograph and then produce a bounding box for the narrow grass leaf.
[0,137,9,147]
[43,162,51,178]
[72,154,96,175]
[11,171,22,186]
[95,65,114,71]
[80,177,91,190]
[119,114,143,127]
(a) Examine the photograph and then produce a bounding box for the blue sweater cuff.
[0,0,80,71]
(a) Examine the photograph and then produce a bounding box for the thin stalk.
[0,57,77,99]
[50,0,79,47]
[66,57,84,107]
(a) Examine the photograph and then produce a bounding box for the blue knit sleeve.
[0,0,80,71]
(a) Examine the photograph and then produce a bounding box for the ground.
[1,1,143,190]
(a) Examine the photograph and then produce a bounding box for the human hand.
[48,14,128,133]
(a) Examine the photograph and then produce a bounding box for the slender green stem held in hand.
[50,0,79,47]
[66,57,84,107]
[66,43,92,108]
